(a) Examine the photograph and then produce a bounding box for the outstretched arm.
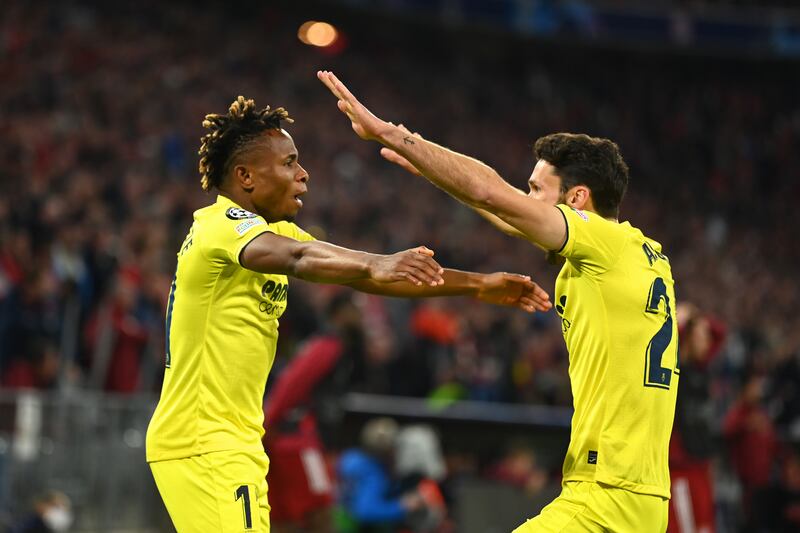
[318,70,566,251]
[347,269,552,313]
[241,232,444,286]
[379,136,528,240]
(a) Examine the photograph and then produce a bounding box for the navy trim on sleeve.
[555,206,570,254]
[237,229,271,268]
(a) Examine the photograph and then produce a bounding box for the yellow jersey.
[554,204,679,499]
[146,195,315,463]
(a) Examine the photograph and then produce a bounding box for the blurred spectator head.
[742,373,767,405]
[395,425,446,481]
[782,449,800,491]
[360,417,399,459]
[486,441,549,496]
[34,490,73,532]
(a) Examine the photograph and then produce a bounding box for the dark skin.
[217,128,552,311]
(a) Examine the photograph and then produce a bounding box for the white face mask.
[42,506,73,532]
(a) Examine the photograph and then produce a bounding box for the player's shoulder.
[621,221,666,254]
[196,199,267,237]
[269,220,316,242]
[558,204,618,232]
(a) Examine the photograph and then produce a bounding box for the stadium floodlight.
[298,21,338,47]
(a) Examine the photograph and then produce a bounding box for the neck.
[219,187,256,213]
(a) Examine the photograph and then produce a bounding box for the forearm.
[348,268,483,297]
[474,207,527,239]
[290,241,377,284]
[380,126,511,209]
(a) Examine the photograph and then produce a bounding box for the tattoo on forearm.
[403,136,415,145]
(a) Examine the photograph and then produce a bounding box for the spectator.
[485,443,549,498]
[264,292,366,533]
[668,302,727,533]
[751,450,800,533]
[337,418,425,532]
[723,373,780,526]
[9,490,73,533]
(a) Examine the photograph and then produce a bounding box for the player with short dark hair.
[145,96,552,532]
[320,70,679,532]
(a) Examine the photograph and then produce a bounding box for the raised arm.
[241,232,444,287]
[318,70,566,251]
[378,136,528,240]
[347,269,552,313]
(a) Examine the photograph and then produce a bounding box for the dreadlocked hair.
[198,95,293,191]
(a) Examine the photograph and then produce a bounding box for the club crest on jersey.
[226,207,258,220]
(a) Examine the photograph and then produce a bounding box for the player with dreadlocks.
[145,96,552,532]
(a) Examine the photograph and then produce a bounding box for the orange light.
[298,21,338,47]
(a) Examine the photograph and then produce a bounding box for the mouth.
[293,189,307,208]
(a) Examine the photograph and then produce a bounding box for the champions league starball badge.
[225,207,259,220]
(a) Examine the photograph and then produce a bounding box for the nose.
[297,164,309,183]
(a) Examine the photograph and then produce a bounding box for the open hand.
[477,272,552,313]
[370,246,445,286]
[317,70,391,142]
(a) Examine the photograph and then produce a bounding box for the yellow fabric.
[513,481,668,533]
[553,204,679,499]
[150,450,271,532]
[146,195,315,463]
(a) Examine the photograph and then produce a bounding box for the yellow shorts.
[150,450,271,532]
[513,481,668,533]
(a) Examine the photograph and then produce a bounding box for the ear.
[565,185,592,211]
[234,165,254,191]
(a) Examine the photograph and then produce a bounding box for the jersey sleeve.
[201,212,273,266]
[555,204,630,276]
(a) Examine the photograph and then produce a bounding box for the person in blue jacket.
[337,418,424,532]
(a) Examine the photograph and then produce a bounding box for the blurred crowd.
[1,0,799,530]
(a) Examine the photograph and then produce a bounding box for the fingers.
[380,147,422,176]
[317,71,358,106]
[524,283,552,311]
[411,246,435,257]
[501,272,532,283]
[317,70,342,99]
[327,71,358,103]
[497,273,551,312]
[397,124,423,140]
[396,250,444,286]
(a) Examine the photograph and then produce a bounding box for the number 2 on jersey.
[644,277,678,389]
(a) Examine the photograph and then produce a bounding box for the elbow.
[469,173,507,211]
[468,185,495,211]
[286,241,312,279]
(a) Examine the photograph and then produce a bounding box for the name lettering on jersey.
[235,218,265,235]
[642,242,668,266]
[555,295,572,334]
[178,228,194,257]
[226,207,259,220]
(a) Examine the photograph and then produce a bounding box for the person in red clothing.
[83,267,149,392]
[668,303,727,533]
[263,292,366,533]
[723,372,780,528]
